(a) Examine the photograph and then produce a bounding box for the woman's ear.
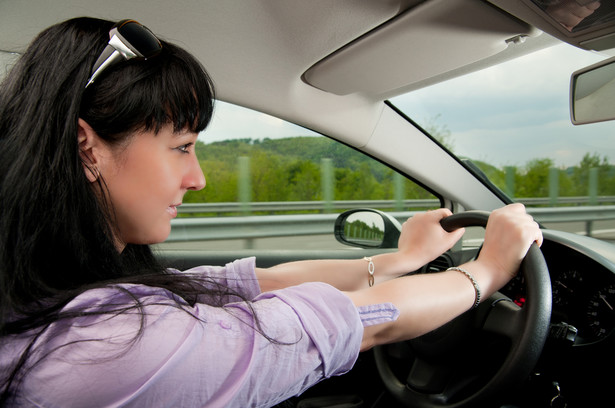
[77,118,102,183]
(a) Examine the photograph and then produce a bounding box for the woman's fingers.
[481,204,543,278]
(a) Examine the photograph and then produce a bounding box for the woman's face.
[97,124,205,250]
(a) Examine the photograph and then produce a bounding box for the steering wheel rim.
[373,210,552,407]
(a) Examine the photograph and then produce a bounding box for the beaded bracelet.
[447,266,481,309]
[363,256,375,287]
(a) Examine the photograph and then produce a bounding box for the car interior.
[1,0,614,407]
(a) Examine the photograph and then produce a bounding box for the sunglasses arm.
[85,35,138,88]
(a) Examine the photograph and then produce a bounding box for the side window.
[0,51,19,81]
[158,102,439,251]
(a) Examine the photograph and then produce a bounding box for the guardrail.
[167,201,615,244]
[177,196,615,215]
[176,199,440,214]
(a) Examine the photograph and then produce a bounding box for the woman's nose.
[185,154,206,191]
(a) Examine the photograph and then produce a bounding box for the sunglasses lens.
[117,21,162,58]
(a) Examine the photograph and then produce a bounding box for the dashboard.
[501,229,615,345]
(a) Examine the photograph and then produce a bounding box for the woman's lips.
[167,204,179,218]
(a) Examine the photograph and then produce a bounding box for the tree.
[516,158,554,198]
[188,136,615,212]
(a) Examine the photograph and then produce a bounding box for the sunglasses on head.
[85,19,162,88]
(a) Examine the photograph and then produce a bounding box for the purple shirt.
[1,257,399,407]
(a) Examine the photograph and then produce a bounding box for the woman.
[0,17,542,407]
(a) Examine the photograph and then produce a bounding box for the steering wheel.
[373,211,552,407]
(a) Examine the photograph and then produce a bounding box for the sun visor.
[303,0,536,97]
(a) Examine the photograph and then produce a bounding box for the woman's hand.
[473,203,543,294]
[392,209,465,273]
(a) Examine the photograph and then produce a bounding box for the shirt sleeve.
[168,257,262,301]
[17,266,399,408]
[357,302,400,327]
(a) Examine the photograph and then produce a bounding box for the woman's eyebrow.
[173,131,198,140]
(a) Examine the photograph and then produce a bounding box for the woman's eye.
[176,143,193,154]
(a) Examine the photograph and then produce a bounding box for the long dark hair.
[0,17,234,403]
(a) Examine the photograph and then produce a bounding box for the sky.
[391,43,615,168]
[202,101,317,143]
[201,42,615,169]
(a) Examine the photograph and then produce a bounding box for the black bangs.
[81,40,215,140]
[146,41,216,134]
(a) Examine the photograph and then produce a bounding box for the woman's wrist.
[457,260,510,301]
[372,251,422,281]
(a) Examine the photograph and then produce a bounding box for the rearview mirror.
[334,209,401,249]
[570,55,615,125]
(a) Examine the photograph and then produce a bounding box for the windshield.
[391,41,615,240]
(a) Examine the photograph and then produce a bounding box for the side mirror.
[570,55,615,125]
[334,209,402,249]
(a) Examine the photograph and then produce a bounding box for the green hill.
[187,137,615,206]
